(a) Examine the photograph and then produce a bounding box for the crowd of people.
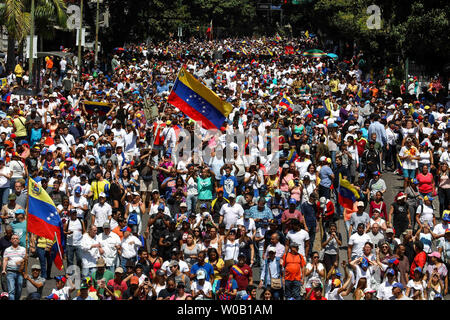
[0,32,448,301]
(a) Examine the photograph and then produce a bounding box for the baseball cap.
[31,264,41,270]
[15,209,25,215]
[442,213,450,222]
[168,260,179,268]
[55,275,67,283]
[414,267,422,273]
[424,195,433,201]
[99,192,107,198]
[7,194,16,200]
[364,288,376,294]
[386,268,395,275]
[228,193,236,198]
[289,198,297,205]
[200,203,208,209]
[333,279,341,287]
[180,202,187,208]
[319,156,326,162]
[103,222,111,229]
[196,269,206,280]
[386,228,394,234]
[75,186,82,193]
[120,226,131,233]
[267,246,276,253]
[428,251,441,259]
[356,201,364,207]
[392,282,404,290]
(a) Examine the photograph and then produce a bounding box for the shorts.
[140,180,153,192]
[403,168,416,179]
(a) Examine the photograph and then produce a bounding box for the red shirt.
[310,294,327,300]
[369,201,387,220]
[230,264,252,291]
[416,173,433,194]
[410,251,426,279]
[107,279,127,300]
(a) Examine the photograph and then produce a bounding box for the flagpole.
[149,67,183,152]
[54,231,63,267]
[24,177,30,273]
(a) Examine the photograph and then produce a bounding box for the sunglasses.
[313,256,319,259]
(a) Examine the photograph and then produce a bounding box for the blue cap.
[359,173,365,178]
[98,147,106,154]
[386,268,395,275]
[392,282,404,290]
[434,293,443,299]
[157,204,165,211]
[414,267,422,273]
[200,203,208,209]
[289,198,297,205]
[87,141,94,146]
[335,271,342,277]
[75,186,82,193]
[442,213,450,222]
[15,209,25,215]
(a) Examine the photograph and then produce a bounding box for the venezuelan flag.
[168,67,233,130]
[279,96,293,108]
[338,174,360,210]
[27,178,64,270]
[83,101,112,115]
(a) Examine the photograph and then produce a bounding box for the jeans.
[0,187,10,208]
[307,227,316,259]
[271,288,283,300]
[6,271,23,300]
[36,247,52,279]
[285,280,302,300]
[66,245,82,269]
[186,194,198,214]
[120,256,136,271]
[82,267,97,278]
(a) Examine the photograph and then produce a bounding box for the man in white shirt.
[347,223,372,261]
[91,193,112,234]
[80,226,102,277]
[285,219,310,259]
[2,234,26,300]
[119,226,142,270]
[97,222,121,272]
[236,212,256,238]
[111,121,126,148]
[219,194,244,230]
[69,186,88,220]
[377,268,396,300]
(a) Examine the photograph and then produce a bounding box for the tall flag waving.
[279,96,293,109]
[27,178,64,270]
[168,67,233,130]
[338,174,360,210]
[206,20,213,40]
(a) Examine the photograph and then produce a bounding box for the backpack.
[128,211,139,225]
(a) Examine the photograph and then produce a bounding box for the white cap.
[99,192,107,198]
[228,193,236,198]
[320,156,327,162]
[319,197,327,205]
[267,246,276,253]
[357,201,365,207]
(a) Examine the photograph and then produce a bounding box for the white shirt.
[219,203,244,230]
[80,233,101,268]
[120,235,142,259]
[4,245,26,271]
[286,229,310,258]
[191,280,212,300]
[348,233,372,258]
[51,287,71,300]
[112,128,127,148]
[236,217,256,237]
[66,218,83,246]
[305,262,325,288]
[92,202,112,228]
[222,239,240,261]
[377,280,395,300]
[161,259,189,276]
[97,231,121,267]
[69,195,88,219]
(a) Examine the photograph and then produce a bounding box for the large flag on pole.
[338,174,360,210]
[206,20,213,40]
[168,67,233,130]
[27,178,64,270]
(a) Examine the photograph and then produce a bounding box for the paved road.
[7,170,444,299]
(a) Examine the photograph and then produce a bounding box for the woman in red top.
[416,165,434,198]
[369,191,387,220]
[410,241,427,280]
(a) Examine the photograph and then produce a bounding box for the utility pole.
[77,0,83,82]
[94,0,100,64]
[28,0,35,85]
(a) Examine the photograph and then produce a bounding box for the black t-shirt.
[160,229,182,258]
[150,214,169,240]
[392,202,409,224]
[157,288,176,299]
